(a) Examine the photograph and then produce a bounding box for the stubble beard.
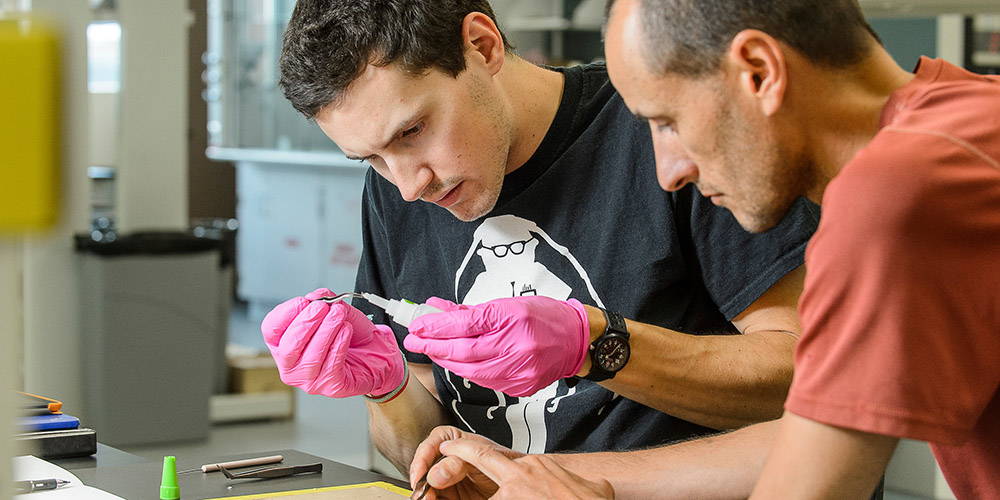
[717,99,812,233]
[452,75,514,222]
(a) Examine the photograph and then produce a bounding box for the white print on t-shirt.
[448,214,606,454]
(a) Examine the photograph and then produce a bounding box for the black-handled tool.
[219,462,323,480]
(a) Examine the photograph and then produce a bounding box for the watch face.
[595,335,630,372]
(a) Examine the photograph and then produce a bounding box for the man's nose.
[657,157,698,192]
[389,160,433,202]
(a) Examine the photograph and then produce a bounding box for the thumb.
[424,296,465,312]
[409,308,488,340]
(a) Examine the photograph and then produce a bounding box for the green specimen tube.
[160,456,180,499]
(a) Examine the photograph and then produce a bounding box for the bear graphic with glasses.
[450,214,607,454]
[459,214,575,313]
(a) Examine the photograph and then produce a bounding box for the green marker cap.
[160,456,180,499]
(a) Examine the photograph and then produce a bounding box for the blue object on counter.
[19,413,81,432]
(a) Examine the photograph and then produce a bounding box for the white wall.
[21,0,191,423]
[1,240,23,499]
[115,0,190,232]
[22,0,92,418]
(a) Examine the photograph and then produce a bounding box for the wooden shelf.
[210,391,295,423]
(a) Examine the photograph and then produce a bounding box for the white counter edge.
[206,146,366,169]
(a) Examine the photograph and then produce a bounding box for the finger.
[426,455,473,490]
[273,300,330,364]
[438,439,518,485]
[299,305,353,370]
[424,296,464,311]
[331,302,375,345]
[408,308,492,340]
[317,319,355,393]
[304,288,336,301]
[260,296,311,347]
[403,335,500,362]
[410,426,463,487]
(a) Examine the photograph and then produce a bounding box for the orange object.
[18,391,63,414]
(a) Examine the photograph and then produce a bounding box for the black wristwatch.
[582,308,631,382]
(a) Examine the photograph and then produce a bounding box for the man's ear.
[725,29,787,117]
[462,12,506,76]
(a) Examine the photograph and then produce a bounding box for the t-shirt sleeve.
[353,171,432,364]
[683,189,820,320]
[786,132,1000,444]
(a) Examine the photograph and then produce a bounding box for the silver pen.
[15,478,70,493]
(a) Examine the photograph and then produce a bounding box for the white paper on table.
[13,455,125,499]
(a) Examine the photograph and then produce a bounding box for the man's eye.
[401,123,423,138]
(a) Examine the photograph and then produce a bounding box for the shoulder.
[561,62,638,130]
[818,127,999,258]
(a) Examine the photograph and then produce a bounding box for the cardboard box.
[228,355,289,394]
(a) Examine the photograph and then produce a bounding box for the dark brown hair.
[280,0,513,118]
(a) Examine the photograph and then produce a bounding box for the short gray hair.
[608,0,881,77]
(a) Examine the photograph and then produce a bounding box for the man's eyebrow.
[343,114,422,161]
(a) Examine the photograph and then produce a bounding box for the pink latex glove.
[404,296,590,397]
[261,288,405,398]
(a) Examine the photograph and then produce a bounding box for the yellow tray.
[205,481,411,499]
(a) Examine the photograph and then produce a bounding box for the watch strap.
[583,308,629,382]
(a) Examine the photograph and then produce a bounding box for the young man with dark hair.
[262,0,818,478]
[414,0,999,498]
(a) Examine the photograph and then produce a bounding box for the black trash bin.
[75,232,223,446]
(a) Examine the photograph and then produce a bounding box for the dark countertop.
[71,448,410,499]
[51,443,147,471]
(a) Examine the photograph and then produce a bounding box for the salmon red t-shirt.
[786,57,1000,499]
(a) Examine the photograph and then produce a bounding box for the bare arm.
[549,420,779,499]
[751,412,897,499]
[415,422,781,499]
[578,266,804,429]
[367,362,451,474]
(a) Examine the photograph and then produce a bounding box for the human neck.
[498,56,565,174]
[794,46,915,203]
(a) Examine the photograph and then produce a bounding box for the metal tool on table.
[219,462,323,481]
[15,478,70,493]
[177,454,285,474]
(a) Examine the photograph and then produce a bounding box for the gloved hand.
[261,288,405,398]
[404,296,590,397]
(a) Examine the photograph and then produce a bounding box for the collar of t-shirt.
[495,64,585,206]
[880,56,954,127]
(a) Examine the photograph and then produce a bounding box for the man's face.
[316,62,513,222]
[605,0,809,232]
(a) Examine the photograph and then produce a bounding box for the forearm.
[367,369,451,474]
[581,306,796,429]
[752,413,897,499]
[550,420,780,499]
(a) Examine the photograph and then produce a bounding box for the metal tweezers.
[315,292,363,303]
[411,455,445,500]
[219,462,323,480]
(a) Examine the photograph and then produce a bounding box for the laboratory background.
[2,0,999,498]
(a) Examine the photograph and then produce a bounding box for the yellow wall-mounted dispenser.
[0,14,59,232]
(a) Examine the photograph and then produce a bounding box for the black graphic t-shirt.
[354,63,820,454]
